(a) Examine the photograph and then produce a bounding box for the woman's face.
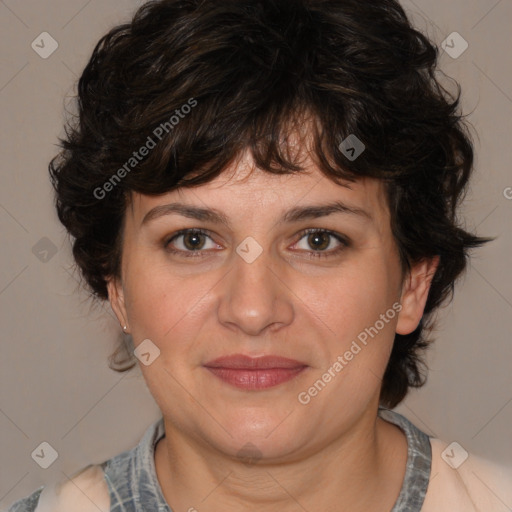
[108,149,434,461]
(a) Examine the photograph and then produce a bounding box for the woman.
[8,0,511,510]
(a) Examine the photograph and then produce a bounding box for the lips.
[204,354,307,370]
[203,354,308,390]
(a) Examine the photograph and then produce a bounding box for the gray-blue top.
[7,407,431,512]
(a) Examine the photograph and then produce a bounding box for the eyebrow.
[141,200,372,227]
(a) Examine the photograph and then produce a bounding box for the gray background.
[1,0,511,508]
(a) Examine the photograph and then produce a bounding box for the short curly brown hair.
[49,0,490,408]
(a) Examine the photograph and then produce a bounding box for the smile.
[205,367,308,390]
[203,354,309,390]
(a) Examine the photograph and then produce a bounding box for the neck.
[154,406,407,512]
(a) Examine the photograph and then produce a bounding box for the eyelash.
[164,228,350,260]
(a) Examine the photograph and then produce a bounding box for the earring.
[123,325,127,331]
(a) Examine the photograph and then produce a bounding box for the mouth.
[203,354,309,390]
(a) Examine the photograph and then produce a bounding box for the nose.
[217,243,295,336]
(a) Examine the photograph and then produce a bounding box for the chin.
[203,411,307,461]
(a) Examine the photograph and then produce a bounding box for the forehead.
[127,150,390,229]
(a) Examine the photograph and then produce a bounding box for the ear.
[106,276,129,332]
[396,256,440,335]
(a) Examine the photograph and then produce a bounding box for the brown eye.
[182,231,207,250]
[165,229,220,257]
[306,231,331,251]
[292,229,349,259]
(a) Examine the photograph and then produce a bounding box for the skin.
[107,147,439,512]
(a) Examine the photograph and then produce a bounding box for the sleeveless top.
[7,407,432,512]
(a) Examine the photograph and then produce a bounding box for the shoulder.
[8,464,110,512]
[422,437,512,512]
[7,487,44,512]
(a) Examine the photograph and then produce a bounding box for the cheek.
[299,253,400,391]
[123,257,217,349]
[305,255,399,337]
